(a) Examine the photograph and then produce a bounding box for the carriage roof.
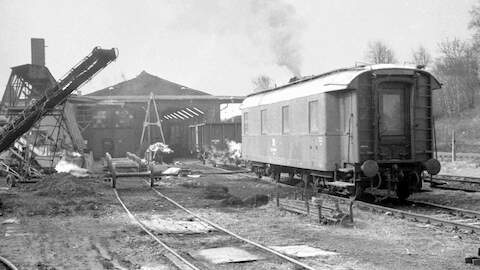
[242,64,441,109]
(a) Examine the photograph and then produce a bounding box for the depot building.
[70,71,244,159]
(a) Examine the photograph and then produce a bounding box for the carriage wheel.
[255,167,263,179]
[287,172,295,183]
[412,172,422,191]
[396,177,410,201]
[6,174,16,188]
[271,166,281,182]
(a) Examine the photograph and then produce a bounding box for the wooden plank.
[280,196,354,224]
[63,101,86,151]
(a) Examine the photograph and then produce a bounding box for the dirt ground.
[0,161,479,269]
[415,159,480,210]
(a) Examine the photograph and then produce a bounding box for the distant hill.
[87,71,210,96]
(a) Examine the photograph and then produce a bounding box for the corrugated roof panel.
[186,108,200,116]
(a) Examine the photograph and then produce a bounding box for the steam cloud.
[172,0,304,77]
[250,0,303,77]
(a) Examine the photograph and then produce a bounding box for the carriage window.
[261,109,267,134]
[282,106,289,134]
[380,91,405,135]
[309,100,319,133]
[243,112,248,135]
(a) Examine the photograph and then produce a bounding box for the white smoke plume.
[250,0,303,77]
[171,0,304,77]
[226,140,241,160]
[55,159,89,177]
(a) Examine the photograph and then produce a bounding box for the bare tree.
[365,41,397,64]
[469,0,480,52]
[251,75,274,92]
[411,46,431,67]
[433,39,480,116]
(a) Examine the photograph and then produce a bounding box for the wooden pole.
[276,177,280,207]
[303,174,309,214]
[451,129,456,162]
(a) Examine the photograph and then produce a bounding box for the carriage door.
[377,82,411,160]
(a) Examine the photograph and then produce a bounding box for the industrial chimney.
[31,38,45,66]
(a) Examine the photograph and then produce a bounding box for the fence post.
[451,129,456,162]
[303,174,309,214]
[276,177,280,207]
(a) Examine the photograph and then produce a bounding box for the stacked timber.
[278,193,354,225]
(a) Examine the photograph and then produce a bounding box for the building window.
[309,100,319,133]
[261,109,267,134]
[76,105,92,129]
[243,112,248,134]
[282,106,289,134]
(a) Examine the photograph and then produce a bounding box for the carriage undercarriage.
[250,160,439,201]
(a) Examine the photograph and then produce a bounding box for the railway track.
[428,174,480,192]
[0,256,18,270]
[433,174,480,185]
[429,175,480,192]
[356,199,480,234]
[207,164,480,234]
[112,174,318,270]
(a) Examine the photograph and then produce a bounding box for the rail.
[145,179,319,270]
[408,200,480,217]
[203,164,480,233]
[432,175,480,185]
[106,155,320,270]
[113,189,200,270]
[0,256,19,270]
[354,200,480,233]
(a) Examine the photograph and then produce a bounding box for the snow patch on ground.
[55,160,89,177]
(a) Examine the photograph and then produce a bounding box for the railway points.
[110,168,321,269]
[1,32,480,269]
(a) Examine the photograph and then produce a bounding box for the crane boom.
[0,47,117,153]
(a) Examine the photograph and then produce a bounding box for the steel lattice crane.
[0,47,117,153]
[0,47,117,186]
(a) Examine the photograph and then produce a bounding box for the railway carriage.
[241,64,442,200]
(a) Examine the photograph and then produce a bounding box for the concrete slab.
[141,216,214,234]
[191,247,264,264]
[269,245,338,258]
[1,218,19,225]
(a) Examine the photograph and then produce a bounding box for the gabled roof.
[87,71,210,96]
[242,64,441,109]
[88,95,245,105]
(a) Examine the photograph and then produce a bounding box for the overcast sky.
[0,0,476,97]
